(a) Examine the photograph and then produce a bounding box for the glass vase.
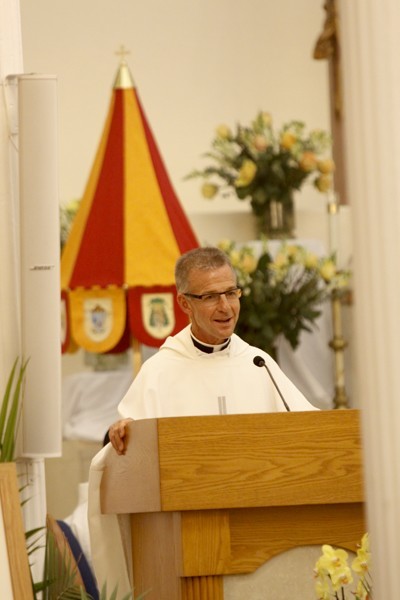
[255,197,295,239]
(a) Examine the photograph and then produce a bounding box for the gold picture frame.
[0,462,33,599]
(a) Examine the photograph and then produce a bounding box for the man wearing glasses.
[109,246,317,454]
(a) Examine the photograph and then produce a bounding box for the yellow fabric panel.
[69,287,126,353]
[123,91,179,287]
[60,95,116,290]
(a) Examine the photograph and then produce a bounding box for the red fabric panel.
[135,92,199,254]
[61,290,70,354]
[105,316,131,354]
[70,91,125,287]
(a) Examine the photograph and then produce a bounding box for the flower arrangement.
[187,112,335,234]
[314,534,372,600]
[218,239,349,358]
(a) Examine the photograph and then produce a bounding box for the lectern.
[100,410,365,599]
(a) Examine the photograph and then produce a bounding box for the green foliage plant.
[218,240,350,358]
[0,357,28,462]
[32,524,146,600]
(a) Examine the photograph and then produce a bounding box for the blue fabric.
[57,519,99,600]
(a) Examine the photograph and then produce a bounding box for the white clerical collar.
[190,332,231,354]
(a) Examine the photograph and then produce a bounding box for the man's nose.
[217,293,231,308]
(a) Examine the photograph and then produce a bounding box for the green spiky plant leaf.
[34,523,147,600]
[0,357,29,462]
[36,525,92,599]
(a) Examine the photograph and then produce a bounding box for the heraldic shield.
[128,286,188,347]
[69,287,127,353]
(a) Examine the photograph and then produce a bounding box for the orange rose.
[299,152,317,172]
[234,160,257,187]
[280,132,296,150]
[201,183,218,199]
[317,158,335,174]
[319,259,337,282]
[260,112,272,127]
[253,134,268,151]
[315,174,332,192]
[215,125,231,139]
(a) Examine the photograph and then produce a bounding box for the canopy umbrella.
[61,56,199,358]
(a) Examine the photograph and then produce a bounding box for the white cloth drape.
[88,445,132,597]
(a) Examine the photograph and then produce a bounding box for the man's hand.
[108,418,134,455]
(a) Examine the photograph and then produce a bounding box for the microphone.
[253,355,291,412]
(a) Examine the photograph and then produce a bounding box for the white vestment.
[89,326,317,595]
[118,325,316,418]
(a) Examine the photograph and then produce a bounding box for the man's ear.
[177,293,191,316]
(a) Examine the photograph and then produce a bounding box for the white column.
[339,1,400,596]
[18,74,62,458]
[17,74,62,585]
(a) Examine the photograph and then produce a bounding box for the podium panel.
[101,410,365,599]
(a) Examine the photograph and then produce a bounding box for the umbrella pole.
[132,337,143,376]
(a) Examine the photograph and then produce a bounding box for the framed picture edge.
[0,462,33,599]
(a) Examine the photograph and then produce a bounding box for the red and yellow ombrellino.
[61,61,199,353]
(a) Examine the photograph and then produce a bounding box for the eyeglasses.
[183,287,242,306]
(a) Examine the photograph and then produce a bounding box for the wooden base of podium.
[101,411,365,600]
[130,503,364,599]
[182,576,223,600]
[131,511,225,599]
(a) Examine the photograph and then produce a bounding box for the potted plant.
[314,534,372,599]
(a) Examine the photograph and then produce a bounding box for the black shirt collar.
[191,334,231,354]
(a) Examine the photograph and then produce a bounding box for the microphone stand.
[253,356,291,412]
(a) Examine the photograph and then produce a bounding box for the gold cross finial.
[113,45,135,89]
[115,44,130,65]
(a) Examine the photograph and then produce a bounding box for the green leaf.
[0,358,18,446]
[0,358,29,462]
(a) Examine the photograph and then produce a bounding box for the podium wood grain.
[101,410,365,599]
[0,463,33,600]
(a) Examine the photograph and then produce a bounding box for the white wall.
[19,0,341,248]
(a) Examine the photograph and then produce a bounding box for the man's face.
[177,265,240,345]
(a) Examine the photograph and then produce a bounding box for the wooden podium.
[100,409,365,600]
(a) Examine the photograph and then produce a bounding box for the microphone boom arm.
[253,356,291,412]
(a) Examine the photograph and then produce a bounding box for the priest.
[108,246,317,454]
[89,246,318,595]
